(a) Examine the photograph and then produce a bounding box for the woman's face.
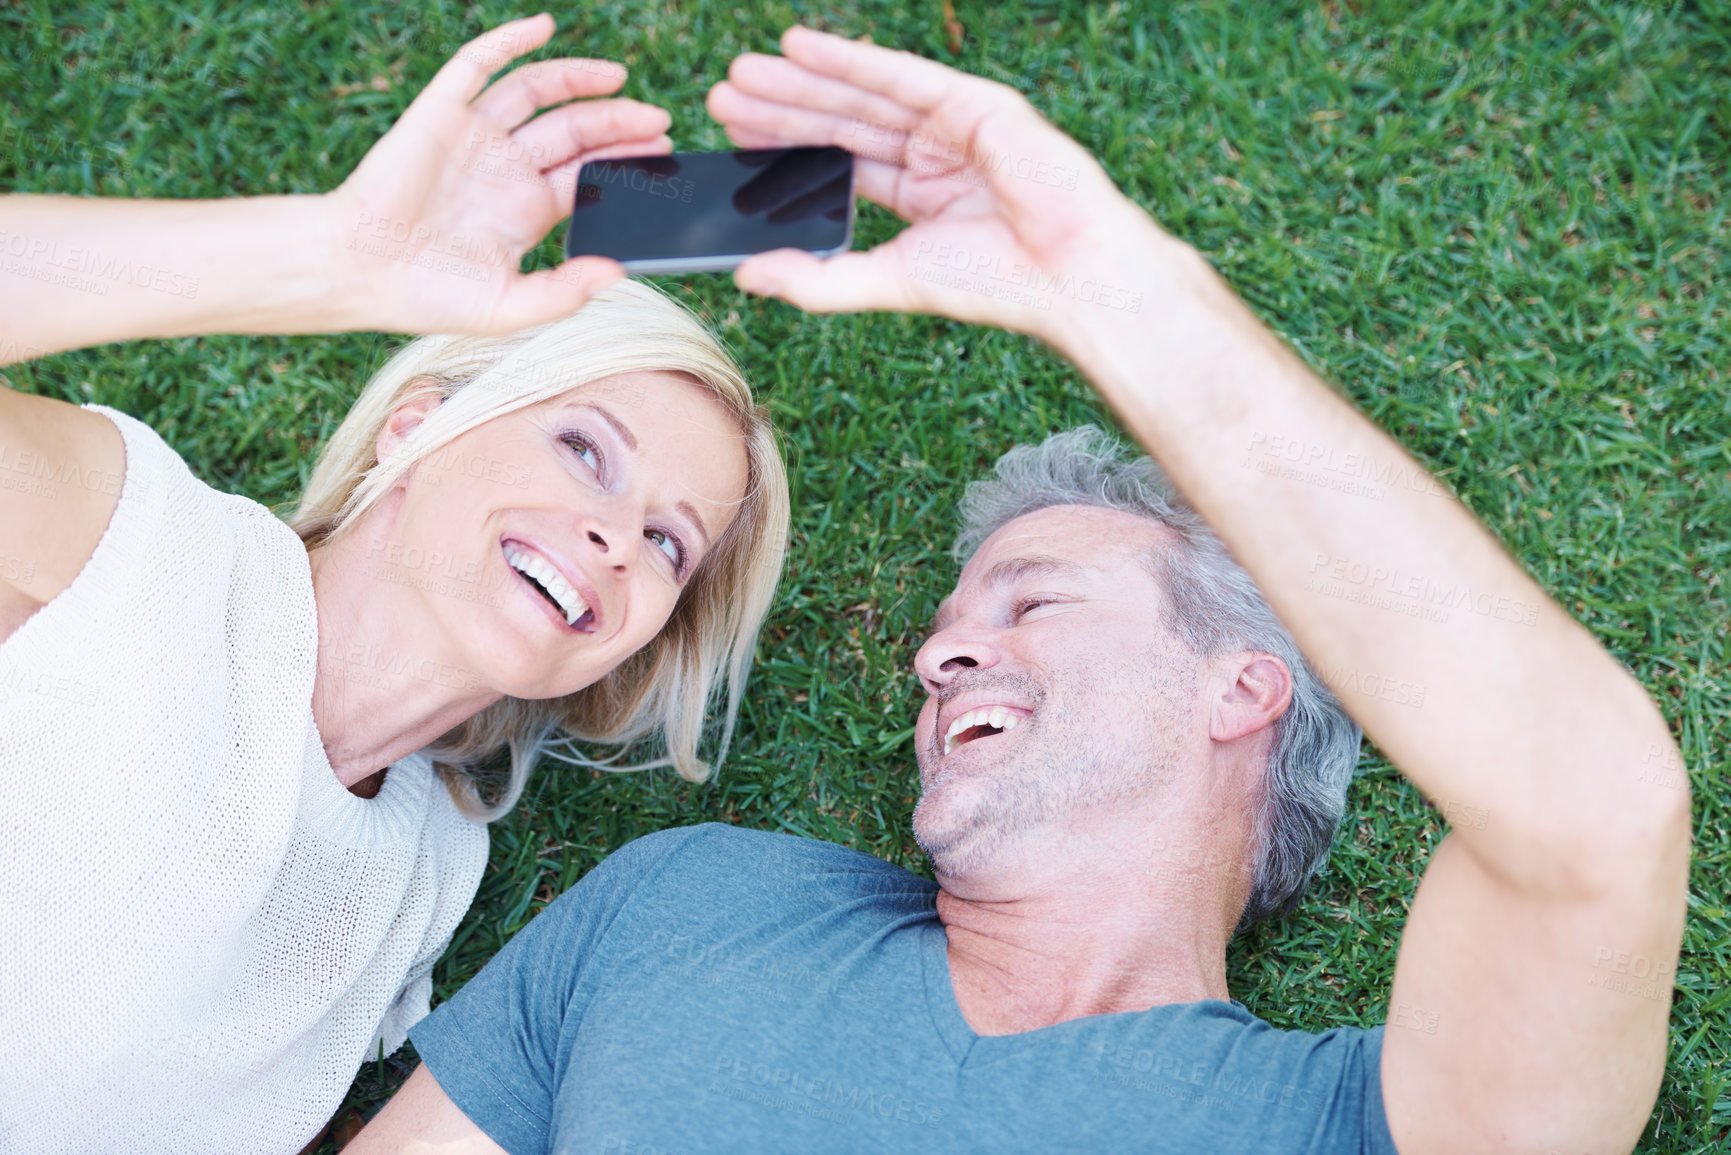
[373,370,749,700]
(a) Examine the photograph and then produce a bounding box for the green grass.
[3,0,1727,1149]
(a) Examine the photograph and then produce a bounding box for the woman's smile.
[501,537,599,632]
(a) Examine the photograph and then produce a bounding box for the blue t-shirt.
[411,824,1399,1154]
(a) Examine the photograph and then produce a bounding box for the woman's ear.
[1209,652,1294,744]
[376,383,444,466]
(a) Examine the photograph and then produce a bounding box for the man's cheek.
[914,701,941,771]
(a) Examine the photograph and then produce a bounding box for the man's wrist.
[1041,201,1220,388]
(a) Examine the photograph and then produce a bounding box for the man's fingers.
[508,99,672,175]
[723,52,921,135]
[423,14,557,106]
[489,256,626,333]
[710,81,913,164]
[850,155,971,223]
[734,249,914,315]
[472,57,631,130]
[777,24,966,115]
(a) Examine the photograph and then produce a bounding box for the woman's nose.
[582,516,640,569]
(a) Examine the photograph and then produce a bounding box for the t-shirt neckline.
[918,917,1254,1070]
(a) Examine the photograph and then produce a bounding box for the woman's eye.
[563,433,601,474]
[646,528,684,570]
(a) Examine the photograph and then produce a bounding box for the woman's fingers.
[490,255,627,333]
[537,134,674,205]
[473,57,630,129]
[509,98,672,175]
[423,14,557,107]
[719,123,790,150]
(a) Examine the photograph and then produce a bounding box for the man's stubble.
[912,648,1197,877]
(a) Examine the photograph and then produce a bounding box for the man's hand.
[326,13,672,334]
[707,26,1154,346]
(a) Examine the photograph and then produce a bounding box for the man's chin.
[913,784,1028,878]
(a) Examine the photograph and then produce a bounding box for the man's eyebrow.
[930,555,1090,630]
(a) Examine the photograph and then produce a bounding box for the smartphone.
[564,146,855,276]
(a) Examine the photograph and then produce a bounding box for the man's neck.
[933,809,1247,1037]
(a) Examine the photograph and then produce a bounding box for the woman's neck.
[304,510,503,790]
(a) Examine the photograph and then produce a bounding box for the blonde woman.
[0,16,787,1153]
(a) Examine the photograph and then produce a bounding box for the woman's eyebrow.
[565,400,713,553]
[586,402,638,451]
[677,500,713,553]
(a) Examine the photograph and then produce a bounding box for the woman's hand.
[326,13,674,335]
[706,26,1155,346]
[0,14,673,362]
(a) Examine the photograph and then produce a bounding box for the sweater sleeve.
[372,782,492,1057]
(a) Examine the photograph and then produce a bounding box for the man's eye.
[646,528,685,570]
[1014,598,1051,618]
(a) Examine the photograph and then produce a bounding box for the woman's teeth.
[943,706,1021,755]
[504,544,589,628]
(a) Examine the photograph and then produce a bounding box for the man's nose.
[913,624,1003,694]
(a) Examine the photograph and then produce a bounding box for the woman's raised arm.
[0,14,671,367]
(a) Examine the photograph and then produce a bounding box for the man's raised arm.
[709,27,1691,1153]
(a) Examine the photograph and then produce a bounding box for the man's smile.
[938,700,1035,756]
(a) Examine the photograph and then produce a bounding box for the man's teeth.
[504,544,589,627]
[942,706,1021,755]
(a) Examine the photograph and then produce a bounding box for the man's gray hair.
[953,426,1363,933]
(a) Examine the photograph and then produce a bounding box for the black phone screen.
[564,146,853,269]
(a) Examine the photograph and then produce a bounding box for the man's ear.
[376,382,444,466]
[1209,652,1293,744]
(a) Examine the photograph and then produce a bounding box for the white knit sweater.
[0,404,489,1153]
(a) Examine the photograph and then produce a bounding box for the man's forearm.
[1052,199,1689,888]
[0,194,357,364]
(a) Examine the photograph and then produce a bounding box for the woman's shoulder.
[0,392,127,644]
[1,400,315,675]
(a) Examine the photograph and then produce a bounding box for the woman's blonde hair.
[288,279,788,821]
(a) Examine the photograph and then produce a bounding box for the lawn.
[2,0,1726,1149]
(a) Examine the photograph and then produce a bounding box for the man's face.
[911,505,1208,875]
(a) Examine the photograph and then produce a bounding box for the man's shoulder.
[624,822,930,884]
[1093,997,1391,1080]
[600,823,937,919]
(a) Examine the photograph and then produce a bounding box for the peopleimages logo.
[1095,1041,1318,1113]
[579,162,697,204]
[0,441,130,502]
[1241,431,1451,502]
[908,240,1144,314]
[1306,553,1541,628]
[0,229,200,299]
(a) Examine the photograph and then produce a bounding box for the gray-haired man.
[353,24,1689,1155]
